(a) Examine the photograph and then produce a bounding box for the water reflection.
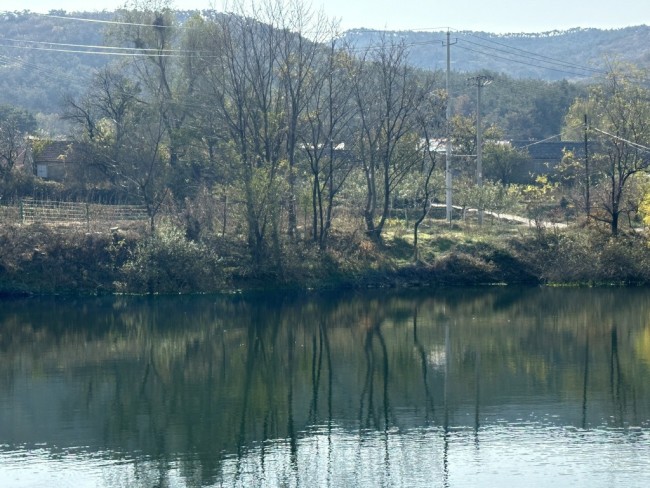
[1,288,650,487]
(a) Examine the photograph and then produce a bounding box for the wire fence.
[0,198,148,225]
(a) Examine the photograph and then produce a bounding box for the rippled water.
[1,288,649,487]
[2,425,649,487]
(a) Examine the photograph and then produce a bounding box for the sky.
[1,0,648,34]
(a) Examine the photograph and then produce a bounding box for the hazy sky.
[2,0,648,33]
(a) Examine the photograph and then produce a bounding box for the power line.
[461,32,605,75]
[18,14,640,83]
[332,35,604,81]
[458,37,602,75]
[39,12,176,28]
[453,42,595,79]
[0,37,218,57]
[591,126,650,152]
[2,15,606,80]
[0,42,184,57]
[0,34,610,79]
[0,37,192,54]
[516,120,587,148]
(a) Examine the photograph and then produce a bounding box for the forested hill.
[0,9,648,124]
[0,9,220,118]
[341,26,650,80]
[0,10,111,127]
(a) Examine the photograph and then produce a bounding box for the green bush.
[120,221,225,294]
[514,227,650,285]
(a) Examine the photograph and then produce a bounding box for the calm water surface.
[1,288,649,487]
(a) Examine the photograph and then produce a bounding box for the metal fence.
[1,199,148,224]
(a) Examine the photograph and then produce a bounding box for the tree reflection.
[358,315,392,432]
[582,335,589,429]
[412,308,435,422]
[0,289,650,486]
[443,323,450,488]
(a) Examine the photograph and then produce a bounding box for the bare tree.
[352,38,432,243]
[202,4,286,265]
[65,66,169,230]
[413,90,445,262]
[275,0,332,240]
[566,65,650,235]
[111,0,200,171]
[300,40,357,249]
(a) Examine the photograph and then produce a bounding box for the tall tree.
[0,105,36,179]
[483,142,530,185]
[201,4,287,265]
[300,40,357,249]
[352,38,432,243]
[111,0,198,175]
[276,1,331,240]
[565,65,650,235]
[65,66,169,230]
[412,90,445,262]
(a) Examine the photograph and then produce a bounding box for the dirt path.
[430,204,568,228]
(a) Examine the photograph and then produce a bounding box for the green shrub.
[514,227,650,285]
[120,221,225,294]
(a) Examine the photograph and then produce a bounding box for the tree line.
[60,1,448,264]
[2,0,650,267]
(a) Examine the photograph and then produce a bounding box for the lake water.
[1,288,649,487]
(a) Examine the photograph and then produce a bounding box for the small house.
[510,140,585,182]
[31,140,80,181]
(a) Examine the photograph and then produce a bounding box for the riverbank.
[1,219,649,296]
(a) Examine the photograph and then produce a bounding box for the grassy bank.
[1,217,649,296]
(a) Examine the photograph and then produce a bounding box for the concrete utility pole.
[468,74,492,225]
[444,31,456,224]
[584,113,591,218]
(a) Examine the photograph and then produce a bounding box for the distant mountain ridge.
[0,10,648,122]
[340,26,650,80]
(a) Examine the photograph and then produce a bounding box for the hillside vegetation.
[1,5,650,295]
